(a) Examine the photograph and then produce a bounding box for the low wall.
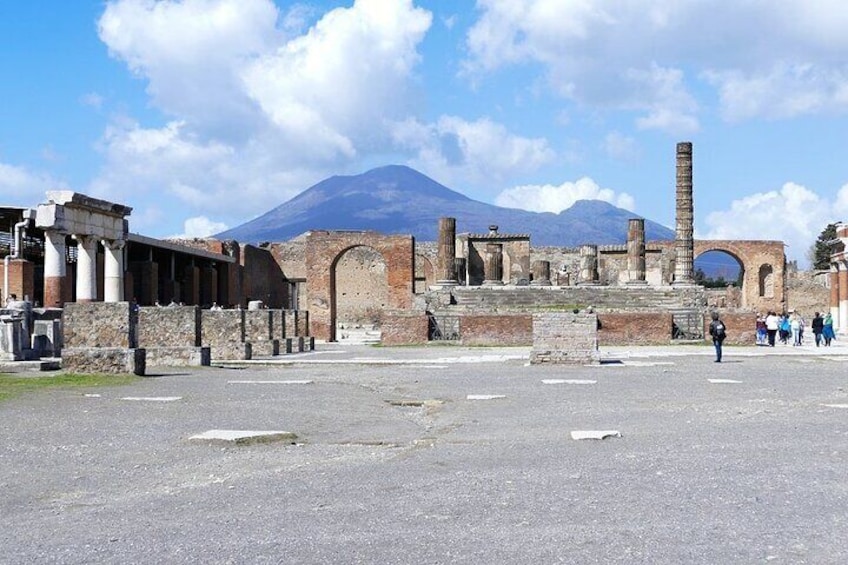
[138,306,201,347]
[381,312,429,346]
[597,313,671,346]
[63,302,132,348]
[704,312,757,346]
[63,347,145,375]
[200,309,250,360]
[460,315,532,346]
[530,312,600,365]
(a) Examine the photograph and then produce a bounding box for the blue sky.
[3,0,848,267]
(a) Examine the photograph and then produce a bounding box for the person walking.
[823,312,836,346]
[708,311,727,363]
[811,312,824,347]
[765,311,779,347]
[790,312,802,346]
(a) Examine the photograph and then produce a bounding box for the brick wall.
[460,314,532,346]
[530,312,600,364]
[597,313,671,346]
[1,259,35,303]
[63,302,132,348]
[242,244,288,308]
[138,306,201,347]
[381,311,429,345]
[704,312,756,346]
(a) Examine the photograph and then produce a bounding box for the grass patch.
[0,373,141,402]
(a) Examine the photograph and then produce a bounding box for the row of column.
[831,262,848,336]
[44,230,126,307]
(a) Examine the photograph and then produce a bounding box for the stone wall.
[200,309,249,360]
[63,347,145,375]
[786,269,829,316]
[381,311,429,346]
[460,314,532,346]
[138,306,200,347]
[63,302,132,348]
[335,246,388,326]
[242,244,287,308]
[530,312,600,365]
[704,312,757,346]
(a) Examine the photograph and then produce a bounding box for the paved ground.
[2,341,848,564]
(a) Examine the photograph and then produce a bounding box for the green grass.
[0,373,141,402]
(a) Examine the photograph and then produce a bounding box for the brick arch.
[306,231,414,341]
[694,240,786,312]
[415,253,435,293]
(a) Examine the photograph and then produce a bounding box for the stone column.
[436,217,458,285]
[578,245,599,285]
[531,260,551,286]
[673,141,695,285]
[73,235,98,302]
[839,262,848,334]
[102,239,125,303]
[454,258,467,285]
[626,218,647,284]
[483,243,504,285]
[43,230,67,307]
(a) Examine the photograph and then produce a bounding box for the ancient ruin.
[2,140,832,370]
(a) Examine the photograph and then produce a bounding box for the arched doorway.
[332,245,388,341]
[694,250,744,308]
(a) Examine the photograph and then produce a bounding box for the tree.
[811,223,838,270]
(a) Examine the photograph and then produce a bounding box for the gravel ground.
[2,343,848,564]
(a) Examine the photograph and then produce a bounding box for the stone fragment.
[570,430,621,440]
[466,394,506,400]
[708,379,742,384]
[227,380,314,385]
[189,430,298,445]
[121,396,182,402]
[542,379,597,385]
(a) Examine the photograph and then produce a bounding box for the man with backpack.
[708,311,727,363]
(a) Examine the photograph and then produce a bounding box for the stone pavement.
[2,341,848,563]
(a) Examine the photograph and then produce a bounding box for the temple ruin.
[2,140,830,368]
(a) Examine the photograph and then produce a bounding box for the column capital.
[101,238,126,251]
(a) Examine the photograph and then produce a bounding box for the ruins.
[1,141,840,369]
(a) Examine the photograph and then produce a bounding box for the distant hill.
[217,165,675,245]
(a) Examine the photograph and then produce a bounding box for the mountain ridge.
[217,165,675,245]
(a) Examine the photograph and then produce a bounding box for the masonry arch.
[306,231,415,341]
[333,245,388,335]
[415,253,434,293]
[694,249,744,308]
[694,240,786,313]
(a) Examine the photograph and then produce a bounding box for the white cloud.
[0,162,67,206]
[392,115,555,192]
[464,0,848,127]
[602,132,638,161]
[701,182,848,266]
[171,216,229,238]
[494,176,635,213]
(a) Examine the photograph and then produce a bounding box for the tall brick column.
[436,217,458,285]
[627,218,647,284]
[839,262,848,334]
[830,265,840,329]
[43,230,67,307]
[673,141,695,285]
[483,243,504,285]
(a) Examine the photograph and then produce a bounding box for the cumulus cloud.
[170,216,229,239]
[0,162,67,206]
[494,177,635,213]
[391,115,555,191]
[702,182,848,266]
[463,0,848,128]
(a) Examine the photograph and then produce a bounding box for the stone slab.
[571,430,621,440]
[708,379,742,384]
[466,394,506,400]
[542,379,597,385]
[121,396,183,402]
[188,430,298,445]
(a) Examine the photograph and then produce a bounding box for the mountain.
[217,165,675,245]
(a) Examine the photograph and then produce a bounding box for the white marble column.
[102,239,125,302]
[43,230,67,307]
[839,261,848,335]
[73,235,98,302]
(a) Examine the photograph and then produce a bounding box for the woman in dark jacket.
[811,312,824,347]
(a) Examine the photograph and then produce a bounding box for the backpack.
[713,321,726,339]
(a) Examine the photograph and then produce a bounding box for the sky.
[3,0,848,268]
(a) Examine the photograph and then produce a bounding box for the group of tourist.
[755,311,836,347]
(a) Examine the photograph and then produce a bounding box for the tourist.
[765,311,779,347]
[755,314,767,345]
[708,311,727,363]
[811,312,824,347]
[779,313,791,345]
[790,311,802,346]
[823,312,836,346]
